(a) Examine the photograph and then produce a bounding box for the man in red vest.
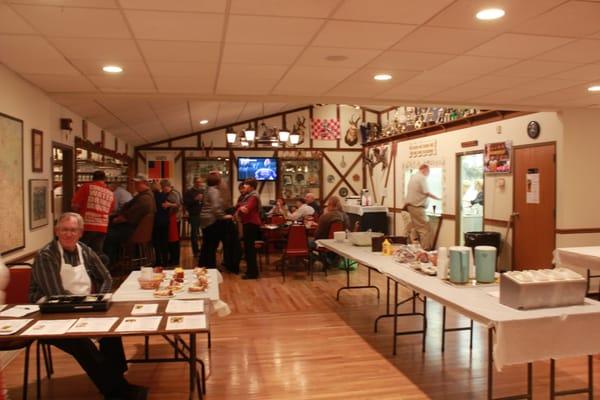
[71,170,115,257]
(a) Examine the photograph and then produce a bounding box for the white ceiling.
[1,0,600,144]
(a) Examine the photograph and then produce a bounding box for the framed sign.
[30,179,49,230]
[0,113,25,254]
[484,141,512,174]
[32,129,43,172]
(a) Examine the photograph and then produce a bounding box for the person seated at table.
[104,174,157,268]
[304,192,321,215]
[267,197,289,220]
[309,196,349,268]
[287,198,315,222]
[30,212,147,400]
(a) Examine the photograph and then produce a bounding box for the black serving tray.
[37,293,112,313]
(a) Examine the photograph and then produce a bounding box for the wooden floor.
[4,243,599,399]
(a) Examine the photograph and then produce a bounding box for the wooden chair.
[4,263,52,400]
[281,225,311,281]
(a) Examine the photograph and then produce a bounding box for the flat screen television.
[237,157,278,181]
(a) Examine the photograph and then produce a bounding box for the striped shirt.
[29,240,113,303]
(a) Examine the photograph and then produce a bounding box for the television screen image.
[237,157,278,181]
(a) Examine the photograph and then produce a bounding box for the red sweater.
[237,196,261,226]
[71,181,115,233]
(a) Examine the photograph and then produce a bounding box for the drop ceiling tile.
[12,4,130,38]
[312,20,415,49]
[8,0,118,7]
[138,41,220,63]
[349,67,421,85]
[375,81,445,99]
[535,39,600,63]
[334,0,454,24]
[494,60,580,78]
[226,15,323,45]
[0,4,35,33]
[188,100,220,124]
[125,10,224,41]
[296,47,381,68]
[154,77,214,94]
[120,0,226,12]
[50,38,142,61]
[474,78,584,103]
[367,50,454,71]
[222,43,303,65]
[459,75,532,90]
[217,64,287,95]
[512,1,600,38]
[325,81,393,97]
[0,35,80,75]
[147,61,217,78]
[403,70,481,86]
[214,101,246,125]
[272,65,355,95]
[230,0,339,18]
[552,63,600,81]
[428,55,518,75]
[23,73,96,92]
[424,85,497,102]
[467,33,572,59]
[70,59,150,76]
[88,74,156,92]
[393,26,496,54]
[426,0,566,31]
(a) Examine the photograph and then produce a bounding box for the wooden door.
[513,143,556,269]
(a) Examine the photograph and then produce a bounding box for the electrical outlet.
[496,125,502,134]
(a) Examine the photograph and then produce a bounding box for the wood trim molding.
[6,250,38,264]
[484,218,510,227]
[556,228,600,234]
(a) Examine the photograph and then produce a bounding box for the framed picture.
[282,174,293,186]
[32,129,43,172]
[0,113,25,254]
[29,179,49,230]
[484,141,512,174]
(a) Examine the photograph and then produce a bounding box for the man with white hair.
[405,164,441,250]
[30,212,147,399]
[304,192,321,215]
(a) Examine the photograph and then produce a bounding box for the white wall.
[0,65,133,262]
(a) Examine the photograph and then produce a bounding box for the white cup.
[140,266,153,280]
[333,231,346,242]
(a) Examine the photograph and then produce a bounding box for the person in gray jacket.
[198,174,231,267]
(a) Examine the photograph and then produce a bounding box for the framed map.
[0,113,24,254]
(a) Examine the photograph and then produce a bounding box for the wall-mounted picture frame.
[30,179,49,230]
[0,112,25,255]
[282,174,293,186]
[484,140,512,174]
[32,128,43,172]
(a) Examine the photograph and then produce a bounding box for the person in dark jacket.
[152,183,170,267]
[183,177,204,256]
[104,174,157,268]
[236,178,262,280]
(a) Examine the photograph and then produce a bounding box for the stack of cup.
[437,247,449,279]
[448,246,471,284]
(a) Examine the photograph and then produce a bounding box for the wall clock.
[527,121,540,139]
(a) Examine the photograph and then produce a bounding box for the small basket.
[138,277,162,290]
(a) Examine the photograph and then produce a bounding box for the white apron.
[58,243,92,295]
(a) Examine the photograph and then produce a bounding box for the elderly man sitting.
[30,212,147,400]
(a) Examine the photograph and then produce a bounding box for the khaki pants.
[406,205,432,250]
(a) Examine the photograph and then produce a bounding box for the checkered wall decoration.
[310,118,341,140]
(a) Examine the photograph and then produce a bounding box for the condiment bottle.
[382,239,392,255]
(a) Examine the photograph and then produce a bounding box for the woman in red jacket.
[236,178,262,279]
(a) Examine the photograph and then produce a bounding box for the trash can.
[464,231,501,257]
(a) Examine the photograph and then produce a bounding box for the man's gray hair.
[57,212,84,230]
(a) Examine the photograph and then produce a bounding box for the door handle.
[511,212,519,218]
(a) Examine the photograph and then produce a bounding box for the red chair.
[4,263,52,400]
[312,221,345,276]
[281,225,311,281]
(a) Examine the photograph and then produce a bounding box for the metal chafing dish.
[499,268,587,310]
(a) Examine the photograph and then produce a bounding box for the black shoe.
[241,275,258,280]
[106,383,148,400]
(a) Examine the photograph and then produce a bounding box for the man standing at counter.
[405,164,441,250]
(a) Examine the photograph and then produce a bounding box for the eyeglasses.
[57,228,81,234]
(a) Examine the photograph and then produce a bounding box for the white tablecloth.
[553,246,600,273]
[318,239,600,369]
[113,269,230,316]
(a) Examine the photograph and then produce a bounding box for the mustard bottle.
[382,239,392,256]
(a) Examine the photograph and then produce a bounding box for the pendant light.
[226,127,237,144]
[289,131,300,145]
[278,129,290,142]
[244,123,255,141]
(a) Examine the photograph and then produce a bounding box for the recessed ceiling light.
[476,8,505,20]
[587,85,600,92]
[102,65,123,73]
[199,119,209,124]
[374,74,392,81]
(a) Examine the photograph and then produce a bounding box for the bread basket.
[138,277,163,290]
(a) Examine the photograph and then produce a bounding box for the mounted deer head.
[345,114,361,146]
